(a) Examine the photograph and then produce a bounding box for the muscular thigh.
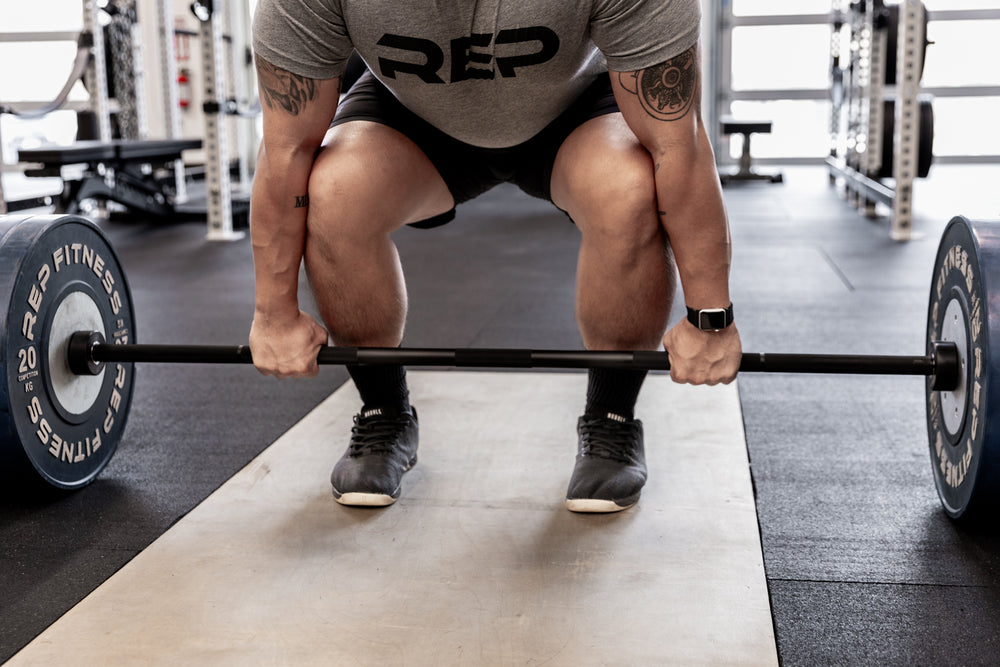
[550,113,659,234]
[307,120,455,235]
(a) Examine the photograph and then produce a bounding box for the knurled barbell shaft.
[77,333,960,391]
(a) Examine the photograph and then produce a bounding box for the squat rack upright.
[827,0,928,241]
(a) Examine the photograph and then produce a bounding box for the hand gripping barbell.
[0,214,995,520]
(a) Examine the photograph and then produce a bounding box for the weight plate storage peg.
[926,216,1000,519]
[0,214,136,488]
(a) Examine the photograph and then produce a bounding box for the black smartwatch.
[686,303,734,331]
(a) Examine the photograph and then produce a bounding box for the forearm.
[250,144,315,319]
[248,56,340,321]
[653,127,732,310]
[609,46,741,383]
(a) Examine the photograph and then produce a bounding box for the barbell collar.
[930,341,960,392]
[67,330,107,376]
[74,330,960,390]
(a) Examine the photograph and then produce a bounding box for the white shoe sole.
[565,498,635,513]
[334,491,398,507]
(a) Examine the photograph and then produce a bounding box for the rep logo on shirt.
[376,27,560,83]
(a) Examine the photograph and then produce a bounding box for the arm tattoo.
[295,194,309,209]
[618,45,699,122]
[257,59,319,116]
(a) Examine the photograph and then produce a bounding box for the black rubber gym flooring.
[2,165,1000,664]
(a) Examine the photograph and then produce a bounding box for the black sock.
[347,364,410,412]
[585,368,647,420]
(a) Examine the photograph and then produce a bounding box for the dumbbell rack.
[828,0,926,241]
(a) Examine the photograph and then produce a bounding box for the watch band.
[686,303,734,331]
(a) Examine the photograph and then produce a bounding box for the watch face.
[687,305,733,331]
[700,309,728,330]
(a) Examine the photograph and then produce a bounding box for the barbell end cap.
[68,330,106,377]
[931,341,961,392]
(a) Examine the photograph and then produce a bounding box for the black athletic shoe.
[330,405,418,507]
[565,413,647,513]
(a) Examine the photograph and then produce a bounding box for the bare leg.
[309,121,453,507]
[551,113,676,352]
[552,113,675,513]
[304,121,454,347]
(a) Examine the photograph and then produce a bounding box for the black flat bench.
[718,118,783,185]
[18,139,202,218]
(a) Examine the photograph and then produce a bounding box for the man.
[249,0,742,512]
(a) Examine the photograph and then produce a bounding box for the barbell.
[0,214,996,521]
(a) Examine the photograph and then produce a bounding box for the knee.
[570,148,660,247]
[304,150,373,243]
[307,150,348,221]
[302,161,363,272]
[306,153,337,223]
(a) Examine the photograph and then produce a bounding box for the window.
[730,26,832,91]
[922,20,1000,88]
[0,42,89,106]
[932,98,1000,157]
[721,1,1000,162]
[1,0,83,33]
[733,0,831,16]
[727,101,832,159]
[923,0,1000,9]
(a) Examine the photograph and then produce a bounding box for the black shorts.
[330,71,620,228]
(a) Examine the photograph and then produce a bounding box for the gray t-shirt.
[252,0,701,148]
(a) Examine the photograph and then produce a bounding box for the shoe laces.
[349,412,410,456]
[579,414,641,464]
